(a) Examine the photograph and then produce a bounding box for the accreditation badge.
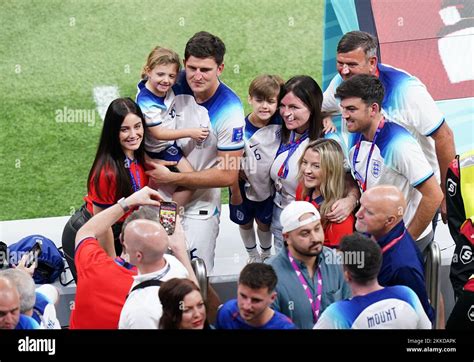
[275,177,283,192]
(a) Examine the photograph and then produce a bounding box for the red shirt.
[69,237,136,329]
[84,161,148,222]
[295,183,354,248]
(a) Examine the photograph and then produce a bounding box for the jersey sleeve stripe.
[75,236,96,250]
[92,201,114,208]
[412,171,434,187]
[424,117,445,136]
[145,121,162,127]
[217,145,245,151]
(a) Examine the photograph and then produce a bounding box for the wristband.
[117,197,130,212]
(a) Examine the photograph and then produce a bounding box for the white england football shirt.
[242,115,282,202]
[323,63,444,182]
[348,121,435,238]
[313,285,431,329]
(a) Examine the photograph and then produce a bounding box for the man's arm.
[75,187,162,248]
[91,204,116,257]
[408,176,443,240]
[326,173,360,223]
[430,122,456,223]
[322,76,341,114]
[146,149,243,188]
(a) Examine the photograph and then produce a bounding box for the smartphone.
[166,165,180,173]
[159,201,178,235]
[25,240,42,268]
[0,241,8,269]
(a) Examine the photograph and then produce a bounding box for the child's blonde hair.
[141,46,181,79]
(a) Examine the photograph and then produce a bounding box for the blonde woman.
[296,138,355,248]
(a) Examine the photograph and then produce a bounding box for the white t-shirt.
[118,254,188,329]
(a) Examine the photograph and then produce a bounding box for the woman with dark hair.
[159,278,208,329]
[270,76,357,250]
[62,98,148,281]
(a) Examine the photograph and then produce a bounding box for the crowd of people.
[3,29,469,331]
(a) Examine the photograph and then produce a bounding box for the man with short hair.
[118,214,190,329]
[0,277,38,329]
[323,30,455,223]
[314,233,431,329]
[336,74,443,252]
[267,201,350,329]
[146,31,245,273]
[216,263,295,329]
[0,268,61,329]
[72,186,194,329]
[355,185,435,322]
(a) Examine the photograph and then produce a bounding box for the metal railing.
[191,258,208,302]
[424,241,442,329]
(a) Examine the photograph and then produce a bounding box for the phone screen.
[25,241,42,268]
[159,201,177,235]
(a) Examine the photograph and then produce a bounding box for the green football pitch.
[0,0,323,221]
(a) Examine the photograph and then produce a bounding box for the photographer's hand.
[15,253,36,277]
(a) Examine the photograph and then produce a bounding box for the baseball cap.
[280,201,321,233]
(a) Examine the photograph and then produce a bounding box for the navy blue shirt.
[376,221,435,322]
[16,314,39,330]
[216,299,296,329]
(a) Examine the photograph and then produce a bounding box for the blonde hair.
[141,46,181,79]
[298,138,345,225]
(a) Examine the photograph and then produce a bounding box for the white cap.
[280,201,321,233]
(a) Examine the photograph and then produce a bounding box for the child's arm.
[148,125,209,142]
[229,180,243,205]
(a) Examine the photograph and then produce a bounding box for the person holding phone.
[61,98,149,282]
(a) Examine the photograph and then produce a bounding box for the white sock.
[257,229,272,256]
[240,226,258,255]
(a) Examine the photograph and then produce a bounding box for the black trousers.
[61,204,123,282]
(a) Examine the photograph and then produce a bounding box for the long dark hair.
[159,278,206,329]
[87,98,146,202]
[279,75,323,144]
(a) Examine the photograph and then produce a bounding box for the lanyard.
[288,250,322,323]
[352,118,385,192]
[381,230,406,254]
[277,130,309,179]
[124,157,141,192]
[304,192,324,208]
